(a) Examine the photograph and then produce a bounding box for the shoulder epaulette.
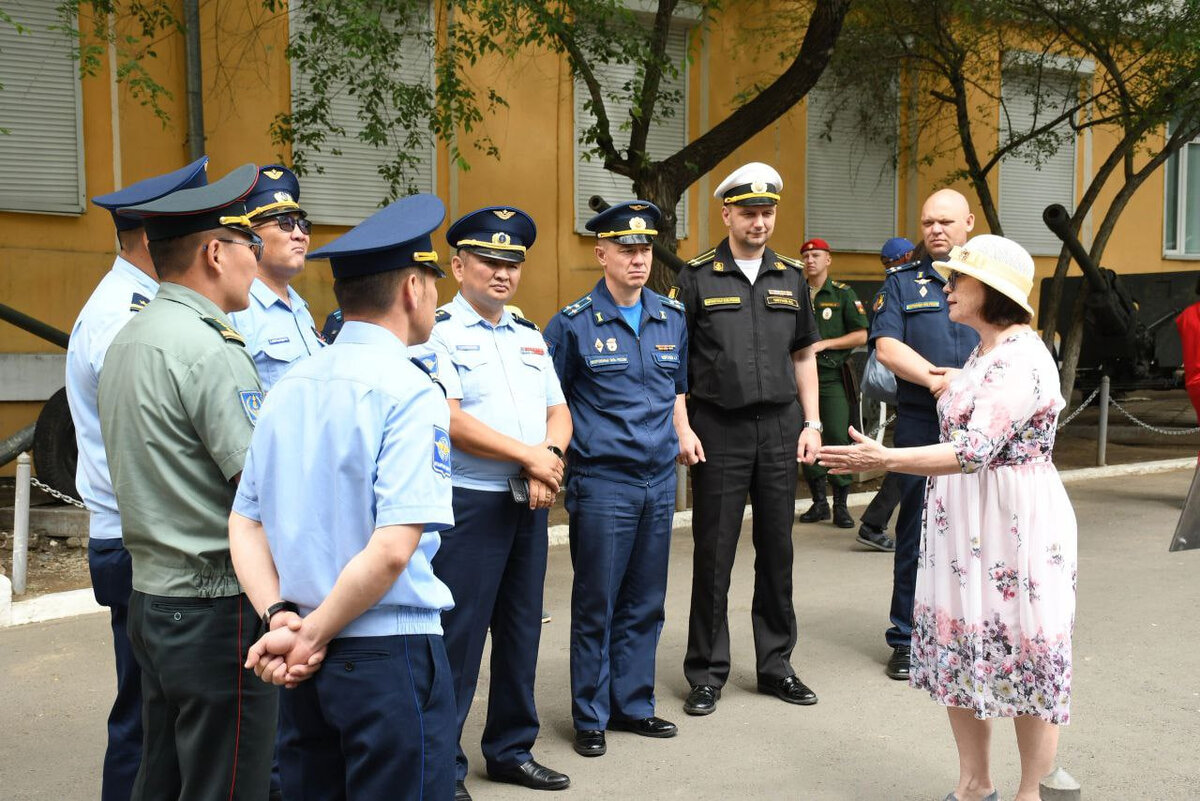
[560,296,593,318]
[201,316,245,346]
[886,260,919,275]
[435,309,451,323]
[513,314,540,332]
[686,249,716,268]
[130,292,151,313]
[660,295,685,313]
[775,254,803,269]
[409,357,447,397]
[831,280,849,289]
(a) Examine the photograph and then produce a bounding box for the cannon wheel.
[32,387,80,501]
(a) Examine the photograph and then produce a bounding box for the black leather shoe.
[607,715,678,738]
[488,759,570,791]
[886,646,911,680]
[856,523,896,552]
[797,500,830,523]
[683,684,720,716]
[573,729,606,757]
[757,675,818,705]
[455,780,472,801]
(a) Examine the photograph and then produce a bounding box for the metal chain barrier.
[1107,396,1200,436]
[29,475,87,509]
[1056,387,1100,431]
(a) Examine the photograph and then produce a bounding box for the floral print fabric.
[910,329,1078,724]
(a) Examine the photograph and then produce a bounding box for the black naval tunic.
[675,238,821,687]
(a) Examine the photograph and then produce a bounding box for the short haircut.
[116,227,146,254]
[333,267,415,316]
[147,230,212,279]
[980,284,1032,327]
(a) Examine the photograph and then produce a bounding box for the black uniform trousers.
[88,538,143,801]
[127,591,277,801]
[434,487,548,781]
[861,471,903,531]
[685,399,801,687]
[886,413,940,649]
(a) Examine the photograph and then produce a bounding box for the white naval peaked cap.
[713,162,783,205]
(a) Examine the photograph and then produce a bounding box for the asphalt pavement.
[2,467,1198,800]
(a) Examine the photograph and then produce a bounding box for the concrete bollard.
[1040,767,1081,800]
[0,573,11,627]
[12,452,31,595]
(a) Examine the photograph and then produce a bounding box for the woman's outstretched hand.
[816,426,888,474]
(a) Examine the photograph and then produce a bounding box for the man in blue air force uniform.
[228,164,324,392]
[412,206,573,800]
[229,194,458,800]
[543,200,703,759]
[66,155,208,801]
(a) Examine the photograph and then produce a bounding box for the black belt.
[694,398,794,419]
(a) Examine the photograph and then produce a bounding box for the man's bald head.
[920,189,974,260]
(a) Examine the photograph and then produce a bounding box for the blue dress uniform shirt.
[868,256,978,419]
[229,277,325,392]
[65,256,158,540]
[232,321,455,638]
[413,292,566,491]
[543,279,688,485]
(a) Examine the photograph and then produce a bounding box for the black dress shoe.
[573,729,607,757]
[683,684,720,716]
[886,646,911,680]
[757,675,818,705]
[455,780,472,801]
[488,759,570,791]
[607,715,678,738]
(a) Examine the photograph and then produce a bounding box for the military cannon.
[1042,203,1180,390]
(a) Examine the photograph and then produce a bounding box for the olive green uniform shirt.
[809,278,869,378]
[98,282,262,597]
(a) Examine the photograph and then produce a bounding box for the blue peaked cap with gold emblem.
[244,164,305,221]
[586,200,661,245]
[91,156,209,232]
[117,163,259,242]
[308,193,446,280]
[447,206,536,264]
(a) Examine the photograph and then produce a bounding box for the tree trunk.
[633,171,684,294]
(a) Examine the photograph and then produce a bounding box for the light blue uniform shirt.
[65,256,158,540]
[412,292,566,492]
[229,278,325,392]
[233,321,455,638]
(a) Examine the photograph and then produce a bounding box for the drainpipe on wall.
[184,0,204,161]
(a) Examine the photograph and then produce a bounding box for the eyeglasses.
[946,270,961,290]
[210,234,264,262]
[257,215,312,235]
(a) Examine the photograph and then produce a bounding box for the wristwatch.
[546,444,565,459]
[262,600,299,628]
[802,420,824,432]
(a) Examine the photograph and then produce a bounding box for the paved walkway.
[2,468,1198,800]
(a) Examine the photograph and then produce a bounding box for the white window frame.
[288,2,436,226]
[1163,125,1200,258]
[572,21,692,237]
[0,1,86,215]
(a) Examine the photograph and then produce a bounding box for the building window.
[288,4,436,226]
[998,66,1080,256]
[0,2,85,215]
[573,25,690,237]
[1164,128,1200,257]
[804,77,897,252]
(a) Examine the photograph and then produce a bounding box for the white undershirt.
[735,257,762,284]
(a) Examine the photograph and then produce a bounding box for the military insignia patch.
[263,169,284,180]
[667,286,680,300]
[239,390,263,425]
[919,286,928,298]
[712,261,726,272]
[822,308,833,320]
[630,217,647,230]
[492,232,511,245]
[433,426,452,478]
[605,337,618,352]
[435,309,451,323]
[418,353,438,376]
[129,292,151,312]
[655,344,676,351]
[629,204,649,211]
[854,300,865,314]
[594,338,604,353]
[751,180,767,193]
[874,294,885,312]
[493,209,516,220]
[767,289,794,297]
[273,191,293,204]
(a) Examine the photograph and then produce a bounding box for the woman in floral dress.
[818,234,1077,801]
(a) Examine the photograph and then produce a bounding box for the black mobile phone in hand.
[508,476,530,504]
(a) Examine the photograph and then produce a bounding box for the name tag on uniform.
[586,354,630,369]
[765,296,799,309]
[767,289,795,297]
[267,336,290,345]
[653,352,680,365]
[455,344,480,352]
[904,300,943,311]
[520,346,545,356]
[703,296,741,308]
[817,301,839,308]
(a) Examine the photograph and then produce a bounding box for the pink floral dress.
[909,329,1078,724]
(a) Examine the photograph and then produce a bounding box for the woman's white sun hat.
[932,234,1036,317]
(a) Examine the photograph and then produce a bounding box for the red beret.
[800,238,831,254]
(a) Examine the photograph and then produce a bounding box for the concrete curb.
[2,457,1192,628]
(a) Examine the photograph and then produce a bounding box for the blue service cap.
[881,236,916,262]
[308,193,446,280]
[447,206,536,264]
[244,164,304,221]
[117,163,260,242]
[91,156,209,232]
[586,200,661,245]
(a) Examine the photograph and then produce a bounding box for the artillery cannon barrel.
[0,303,70,349]
[1042,204,1108,295]
[588,194,686,274]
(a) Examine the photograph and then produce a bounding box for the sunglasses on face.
[210,232,265,262]
[257,215,312,235]
[946,270,961,290]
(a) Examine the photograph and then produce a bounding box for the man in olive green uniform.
[98,164,279,801]
[796,238,868,529]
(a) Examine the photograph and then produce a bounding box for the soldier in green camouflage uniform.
[796,238,868,528]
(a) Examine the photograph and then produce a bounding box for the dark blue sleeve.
[868,274,904,345]
[543,314,575,399]
[675,316,689,395]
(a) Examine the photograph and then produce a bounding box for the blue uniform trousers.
[886,413,940,648]
[277,634,455,801]
[434,487,548,780]
[565,473,675,730]
[88,538,143,801]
